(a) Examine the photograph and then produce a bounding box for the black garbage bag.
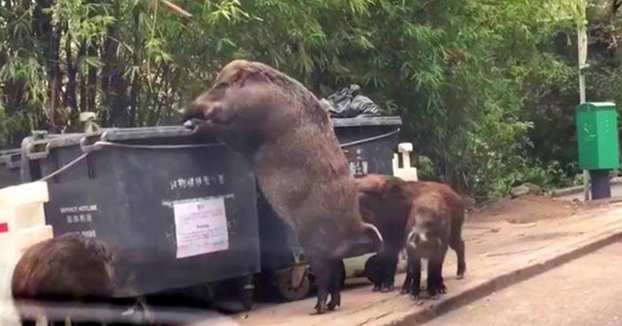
[321,84,380,118]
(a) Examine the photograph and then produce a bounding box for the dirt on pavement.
[467,195,588,224]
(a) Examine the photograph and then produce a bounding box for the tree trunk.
[33,0,62,132]
[65,27,78,110]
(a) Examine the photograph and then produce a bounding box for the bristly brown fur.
[11,233,117,326]
[182,59,383,314]
[356,174,413,292]
[401,180,466,299]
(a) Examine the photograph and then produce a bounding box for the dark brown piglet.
[11,233,115,326]
[356,174,413,292]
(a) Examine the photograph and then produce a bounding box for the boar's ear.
[230,66,258,87]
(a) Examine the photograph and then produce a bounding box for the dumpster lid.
[331,116,402,127]
[21,116,402,152]
[21,127,195,150]
[23,132,91,150]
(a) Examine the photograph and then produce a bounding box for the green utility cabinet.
[576,102,620,170]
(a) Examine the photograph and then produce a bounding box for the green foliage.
[0,0,592,197]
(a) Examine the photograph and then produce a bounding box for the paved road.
[424,240,622,326]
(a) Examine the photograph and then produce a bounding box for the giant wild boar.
[356,174,413,292]
[401,181,466,299]
[11,233,116,326]
[180,60,383,314]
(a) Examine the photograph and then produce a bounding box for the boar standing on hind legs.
[356,174,413,293]
[180,60,384,314]
[401,181,466,299]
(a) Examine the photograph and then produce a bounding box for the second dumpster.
[257,116,402,300]
[0,149,22,189]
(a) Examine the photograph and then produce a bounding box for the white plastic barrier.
[0,181,53,326]
[392,142,418,181]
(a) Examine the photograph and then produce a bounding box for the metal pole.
[577,0,589,201]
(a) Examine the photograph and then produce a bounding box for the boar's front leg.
[427,243,448,298]
[308,255,331,314]
[402,249,422,299]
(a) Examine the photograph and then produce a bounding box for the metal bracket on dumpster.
[80,135,104,153]
[25,142,51,160]
[31,130,49,141]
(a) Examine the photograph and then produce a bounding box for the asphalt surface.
[424,240,622,326]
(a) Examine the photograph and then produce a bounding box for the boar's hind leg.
[449,218,466,279]
[308,256,331,314]
[400,257,412,295]
[427,244,448,298]
[19,319,36,326]
[327,259,343,311]
[380,253,399,293]
[365,254,383,292]
[450,236,466,280]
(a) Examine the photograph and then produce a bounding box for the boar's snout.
[179,99,205,123]
[407,227,441,259]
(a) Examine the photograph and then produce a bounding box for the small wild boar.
[401,181,466,299]
[355,174,413,292]
[11,233,115,326]
[180,60,383,314]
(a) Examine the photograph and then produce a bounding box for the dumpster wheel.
[339,260,346,286]
[242,283,254,311]
[275,266,312,302]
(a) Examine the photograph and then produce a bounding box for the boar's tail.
[333,223,384,259]
[364,223,384,250]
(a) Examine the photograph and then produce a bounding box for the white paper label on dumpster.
[173,197,229,259]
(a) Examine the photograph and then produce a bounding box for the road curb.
[551,177,622,197]
[381,220,622,326]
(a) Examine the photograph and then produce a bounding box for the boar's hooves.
[456,274,465,280]
[400,288,409,295]
[327,299,340,311]
[372,285,381,292]
[313,302,329,315]
[410,294,420,301]
[428,294,441,300]
[380,284,395,293]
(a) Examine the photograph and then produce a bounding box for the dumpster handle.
[340,128,401,149]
